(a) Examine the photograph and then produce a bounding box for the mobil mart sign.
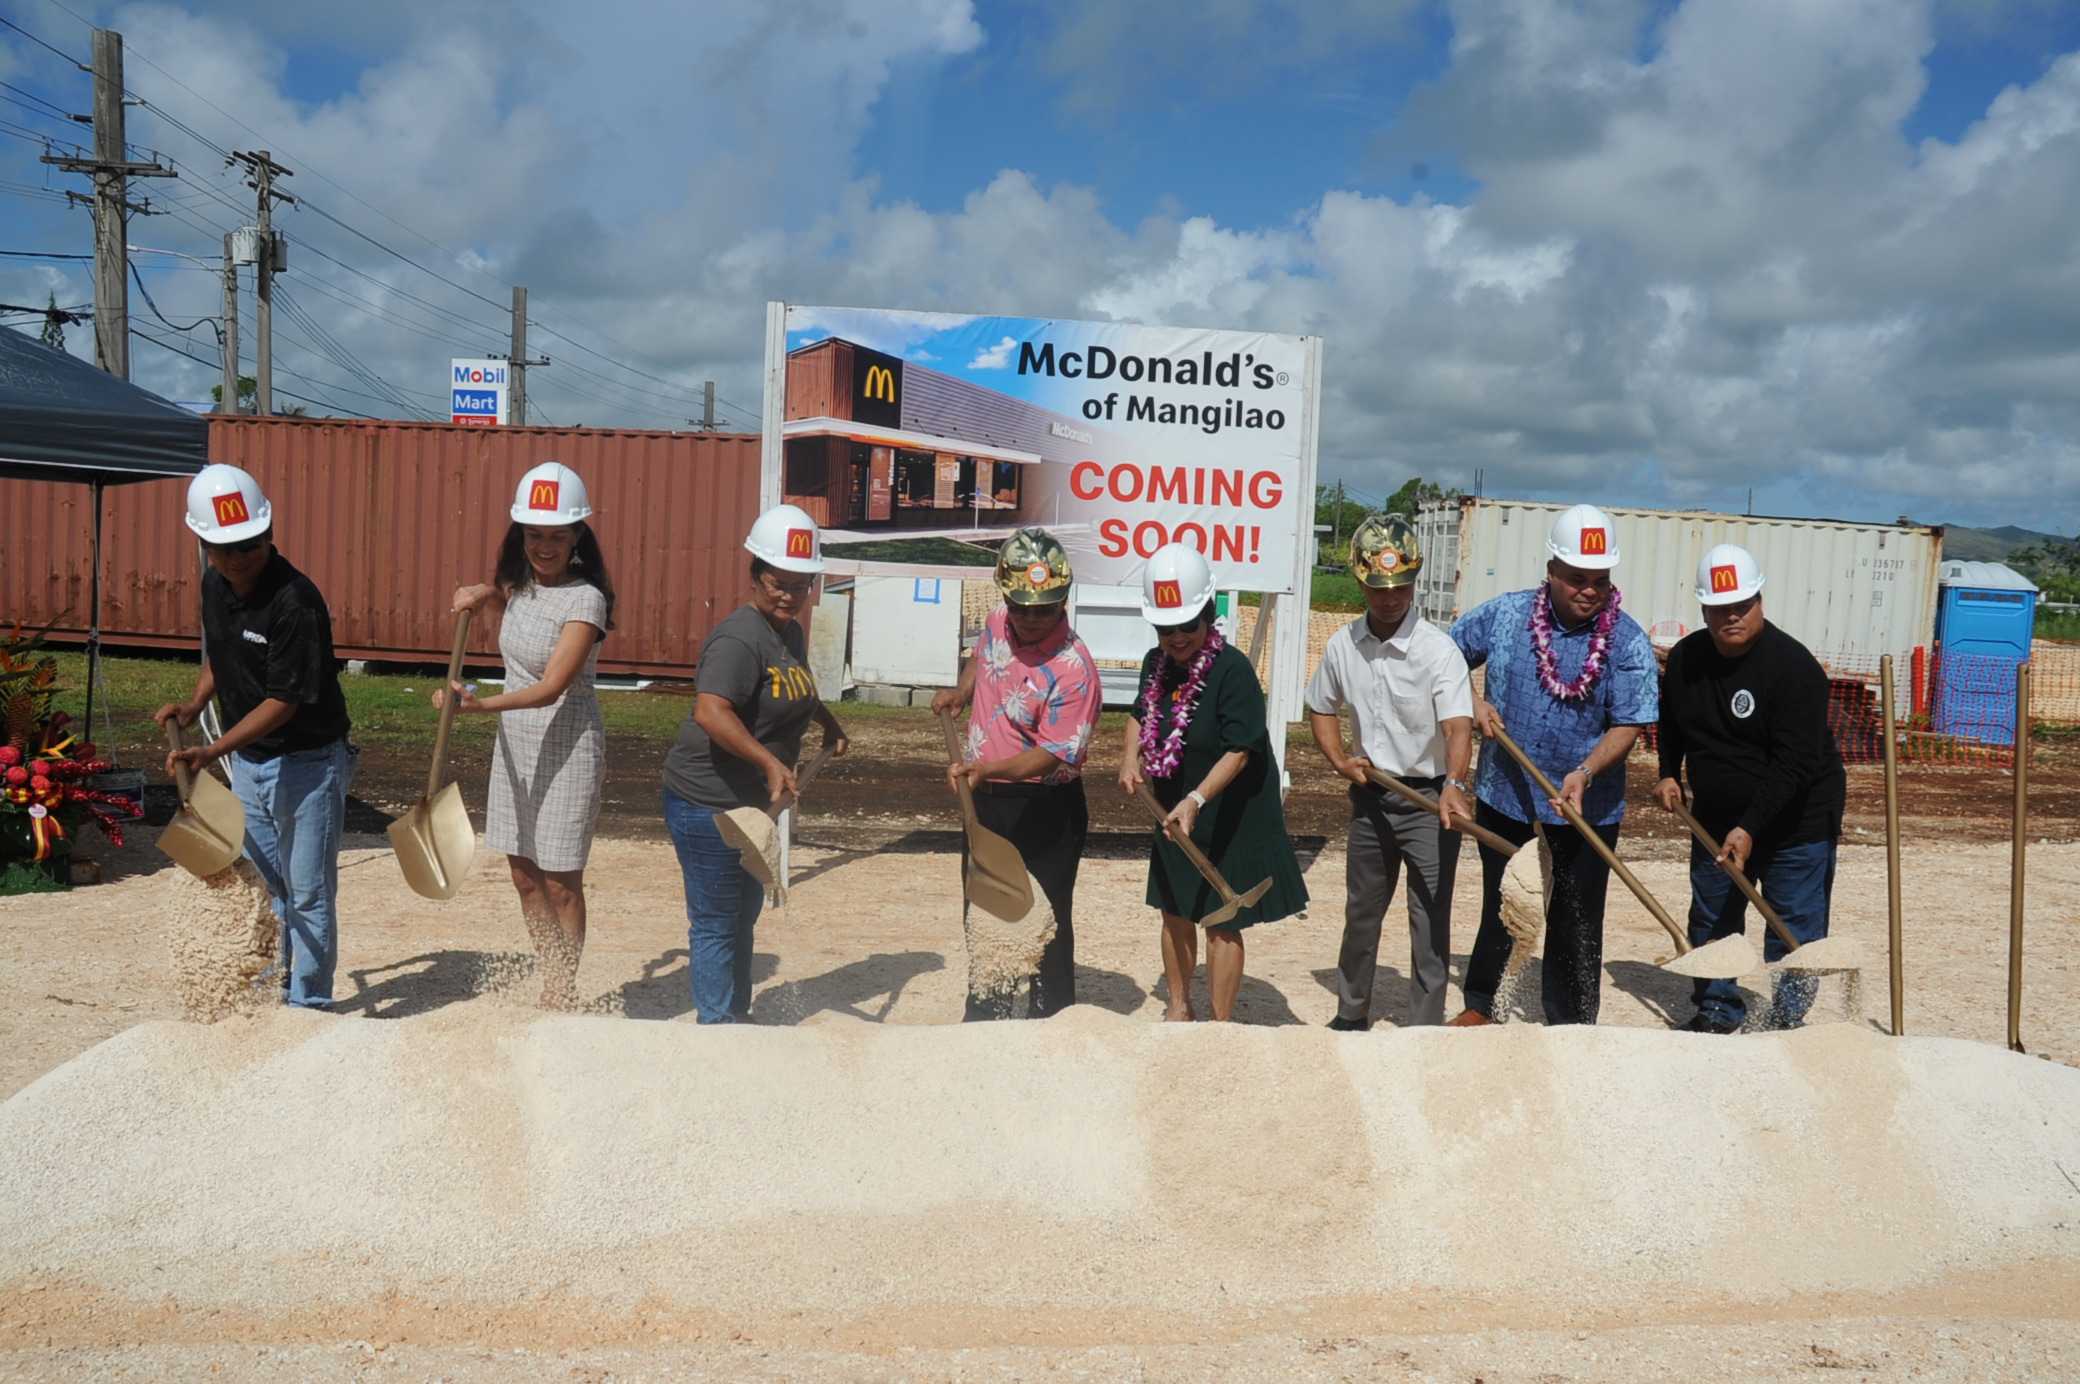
[451,358,509,426]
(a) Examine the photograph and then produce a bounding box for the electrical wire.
[127,260,218,335]
[130,322,375,419]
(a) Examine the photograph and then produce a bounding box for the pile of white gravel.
[3,1008,2077,1333]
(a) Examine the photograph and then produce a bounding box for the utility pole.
[229,150,292,414]
[41,29,174,379]
[702,380,715,430]
[507,286,548,425]
[219,233,239,414]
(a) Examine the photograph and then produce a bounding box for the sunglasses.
[1154,615,1205,637]
[760,575,814,600]
[204,537,266,556]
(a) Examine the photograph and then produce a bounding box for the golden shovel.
[157,720,246,878]
[1133,780,1271,927]
[389,609,477,901]
[716,743,835,888]
[1486,726,1755,980]
[938,708,1035,923]
[1667,799,1863,973]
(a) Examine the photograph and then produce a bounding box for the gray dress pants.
[1337,779,1462,1026]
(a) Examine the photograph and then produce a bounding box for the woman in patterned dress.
[435,462,615,1010]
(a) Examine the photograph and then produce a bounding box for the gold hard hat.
[996,526,1072,605]
[1350,513,1423,589]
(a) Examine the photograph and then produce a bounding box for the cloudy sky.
[2,0,2078,529]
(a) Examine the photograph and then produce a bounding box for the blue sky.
[3,0,2080,531]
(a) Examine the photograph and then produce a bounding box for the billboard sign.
[764,305,1320,594]
[451,358,509,426]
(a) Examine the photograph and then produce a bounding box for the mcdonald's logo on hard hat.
[1710,564,1739,593]
[1152,579,1182,609]
[863,365,896,403]
[528,479,560,511]
[213,493,250,528]
[785,528,814,559]
[1579,527,1607,556]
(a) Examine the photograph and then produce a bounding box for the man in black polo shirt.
[155,463,356,1009]
[1655,543,1846,1033]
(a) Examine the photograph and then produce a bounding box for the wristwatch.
[1575,763,1596,788]
[1445,777,1471,794]
[1186,789,1208,809]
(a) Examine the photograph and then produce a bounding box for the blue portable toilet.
[1930,560,2038,745]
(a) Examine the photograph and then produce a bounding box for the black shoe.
[1680,1012,1740,1035]
[1327,1015,1371,1032]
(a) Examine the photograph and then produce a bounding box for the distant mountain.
[1940,524,2067,562]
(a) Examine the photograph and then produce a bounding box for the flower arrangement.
[0,624,141,883]
[1137,627,1225,779]
[1529,580,1623,702]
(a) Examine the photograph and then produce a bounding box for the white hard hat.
[184,463,272,543]
[510,462,594,525]
[1696,543,1765,605]
[1547,503,1620,570]
[745,503,825,574]
[1140,542,1216,624]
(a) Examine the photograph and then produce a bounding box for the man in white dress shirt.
[1307,514,1476,1029]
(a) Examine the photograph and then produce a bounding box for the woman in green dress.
[1118,543,1307,1021]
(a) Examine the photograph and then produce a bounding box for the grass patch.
[2035,610,2080,643]
[1239,571,1367,613]
[825,537,997,567]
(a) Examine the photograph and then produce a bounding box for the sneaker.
[1680,1012,1740,1035]
[1445,1009,1492,1028]
[1327,1015,1370,1032]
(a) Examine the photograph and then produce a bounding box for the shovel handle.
[428,608,472,799]
[1666,798,1802,953]
[768,742,835,819]
[1132,779,1241,905]
[1360,767,1518,856]
[163,719,196,805]
[937,708,983,831]
[1488,725,1689,953]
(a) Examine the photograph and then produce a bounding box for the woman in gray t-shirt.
[662,504,848,1023]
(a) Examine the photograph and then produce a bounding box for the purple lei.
[1529,580,1622,702]
[1138,628,1225,778]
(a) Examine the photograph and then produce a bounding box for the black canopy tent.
[0,326,210,739]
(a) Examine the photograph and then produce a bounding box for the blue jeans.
[1688,836,1836,1030]
[663,789,765,1024]
[228,738,357,1009]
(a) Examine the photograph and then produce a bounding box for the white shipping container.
[1415,498,1942,679]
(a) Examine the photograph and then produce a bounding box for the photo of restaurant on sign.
[774,305,1320,593]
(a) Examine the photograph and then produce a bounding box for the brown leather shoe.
[1446,1009,1492,1027]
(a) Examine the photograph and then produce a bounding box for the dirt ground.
[4,720,2078,1380]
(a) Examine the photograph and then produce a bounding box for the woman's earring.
[570,554,584,568]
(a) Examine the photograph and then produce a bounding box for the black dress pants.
[964,779,1088,1019]
[1463,800,1620,1025]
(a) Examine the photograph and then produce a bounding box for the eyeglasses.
[1154,616,1205,637]
[760,575,814,600]
[204,537,265,556]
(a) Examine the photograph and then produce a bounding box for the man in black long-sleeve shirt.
[1654,544,1846,1033]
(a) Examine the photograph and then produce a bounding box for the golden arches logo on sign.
[212,493,250,528]
[862,365,896,403]
[785,528,815,560]
[528,480,561,511]
[1579,526,1607,556]
[1710,564,1739,593]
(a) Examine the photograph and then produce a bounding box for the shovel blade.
[716,806,780,887]
[157,805,242,878]
[1773,935,1863,972]
[1199,876,1272,928]
[963,820,1034,923]
[1661,931,1758,980]
[389,782,476,901]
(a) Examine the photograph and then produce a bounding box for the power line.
[0,248,93,260]
[130,322,374,419]
[0,14,82,65]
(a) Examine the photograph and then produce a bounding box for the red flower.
[75,743,96,761]
[0,746,17,767]
[4,766,24,786]
[29,761,51,778]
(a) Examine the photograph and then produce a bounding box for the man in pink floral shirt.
[932,526,1102,1019]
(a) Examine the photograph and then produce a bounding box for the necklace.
[1137,629,1225,778]
[1529,580,1621,701]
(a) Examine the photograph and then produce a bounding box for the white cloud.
[8,0,2079,526]
[967,335,1017,368]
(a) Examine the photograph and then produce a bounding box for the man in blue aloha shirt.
[1448,503,1659,1026]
